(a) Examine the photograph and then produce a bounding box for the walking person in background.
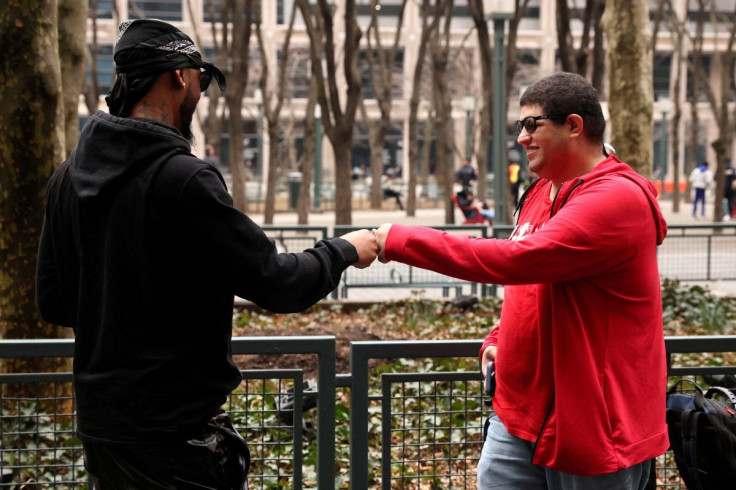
[689,161,713,219]
[508,161,521,207]
[724,159,735,220]
[36,19,377,489]
[456,158,478,189]
[375,72,668,489]
[382,173,404,210]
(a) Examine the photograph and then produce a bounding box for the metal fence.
[2,336,736,488]
[335,225,492,299]
[256,224,736,300]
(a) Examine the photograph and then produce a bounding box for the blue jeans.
[477,415,651,490]
[692,188,706,216]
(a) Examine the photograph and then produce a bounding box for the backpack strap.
[705,386,736,407]
[667,378,704,396]
[681,410,705,490]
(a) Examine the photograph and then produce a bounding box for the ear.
[173,69,186,89]
[567,114,584,138]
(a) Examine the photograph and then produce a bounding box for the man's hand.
[481,346,497,377]
[373,224,392,263]
[341,229,378,268]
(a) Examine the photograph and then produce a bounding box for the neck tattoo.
[134,100,172,126]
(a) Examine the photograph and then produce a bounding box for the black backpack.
[666,379,736,489]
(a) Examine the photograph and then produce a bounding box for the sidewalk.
[251,197,720,229]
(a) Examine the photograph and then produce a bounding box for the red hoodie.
[383,157,669,475]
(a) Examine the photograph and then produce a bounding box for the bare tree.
[688,1,736,221]
[470,0,530,222]
[360,0,408,209]
[84,0,101,116]
[685,0,707,203]
[58,0,87,156]
[297,0,363,225]
[223,0,254,213]
[202,0,226,153]
[429,0,456,224]
[258,3,298,224]
[297,80,319,225]
[406,0,437,216]
[603,0,654,176]
[0,0,69,383]
[556,0,606,92]
[663,0,686,213]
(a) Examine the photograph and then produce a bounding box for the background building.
[84,0,735,195]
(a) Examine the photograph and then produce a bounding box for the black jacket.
[36,111,357,444]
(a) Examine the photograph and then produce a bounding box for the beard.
[179,87,199,144]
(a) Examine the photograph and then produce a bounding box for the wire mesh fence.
[0,374,85,488]
[2,337,736,488]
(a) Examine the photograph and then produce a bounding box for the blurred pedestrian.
[689,161,713,219]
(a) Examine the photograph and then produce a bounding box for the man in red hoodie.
[375,72,668,489]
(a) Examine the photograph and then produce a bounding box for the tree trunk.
[84,0,101,115]
[469,0,492,205]
[297,0,362,225]
[333,135,354,224]
[406,0,434,216]
[58,0,87,156]
[0,0,70,387]
[671,29,683,213]
[201,0,225,152]
[224,0,253,213]
[367,117,387,209]
[430,0,455,224]
[298,84,318,225]
[603,0,653,176]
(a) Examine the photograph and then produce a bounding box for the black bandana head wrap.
[105,19,226,117]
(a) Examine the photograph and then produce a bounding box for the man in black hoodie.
[36,19,377,489]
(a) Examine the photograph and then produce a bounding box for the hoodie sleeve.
[170,164,358,313]
[384,176,660,285]
[36,205,75,329]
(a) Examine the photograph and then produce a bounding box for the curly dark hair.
[519,72,606,145]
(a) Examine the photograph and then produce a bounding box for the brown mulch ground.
[231,302,406,377]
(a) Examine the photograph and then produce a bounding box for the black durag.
[105,19,226,117]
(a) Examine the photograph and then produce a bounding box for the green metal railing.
[257,224,736,300]
[2,336,736,488]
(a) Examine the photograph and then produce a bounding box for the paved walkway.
[248,197,736,300]
[252,197,720,228]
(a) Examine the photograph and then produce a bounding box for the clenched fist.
[341,229,379,268]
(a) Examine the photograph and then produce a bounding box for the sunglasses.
[199,70,213,92]
[515,115,559,135]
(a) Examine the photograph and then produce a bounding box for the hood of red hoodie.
[555,155,668,245]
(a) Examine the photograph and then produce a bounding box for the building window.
[203,0,230,24]
[359,48,404,100]
[90,0,114,19]
[653,53,672,100]
[87,44,115,95]
[128,0,182,21]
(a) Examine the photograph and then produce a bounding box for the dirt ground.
[231,303,399,377]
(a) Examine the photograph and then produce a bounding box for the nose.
[517,129,530,145]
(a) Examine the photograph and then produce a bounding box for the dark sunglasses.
[515,115,558,135]
[199,70,213,92]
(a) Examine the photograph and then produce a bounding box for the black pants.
[85,411,249,490]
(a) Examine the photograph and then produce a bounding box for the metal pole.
[465,109,473,159]
[256,102,263,178]
[492,17,508,224]
[314,106,323,209]
[662,110,668,195]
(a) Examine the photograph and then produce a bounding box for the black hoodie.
[36,111,357,444]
